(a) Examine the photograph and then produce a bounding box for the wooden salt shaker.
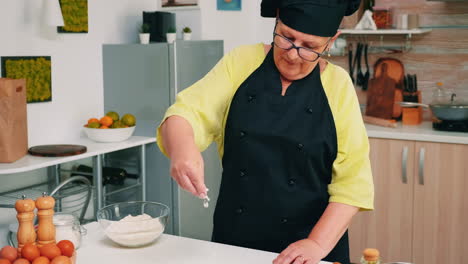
[15,195,37,253]
[36,193,56,246]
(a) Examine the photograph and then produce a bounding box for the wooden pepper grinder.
[36,192,56,247]
[15,195,37,253]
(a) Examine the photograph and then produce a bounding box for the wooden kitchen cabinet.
[349,138,468,263]
[349,138,414,263]
[412,142,468,264]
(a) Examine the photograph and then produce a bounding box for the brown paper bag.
[0,78,28,163]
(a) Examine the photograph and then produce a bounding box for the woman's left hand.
[272,238,327,264]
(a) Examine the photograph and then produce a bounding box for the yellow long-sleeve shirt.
[157,43,374,211]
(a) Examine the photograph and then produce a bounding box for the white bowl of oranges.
[83,111,136,143]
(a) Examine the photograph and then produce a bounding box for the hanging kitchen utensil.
[362,43,370,91]
[352,43,361,85]
[356,43,365,87]
[353,43,361,85]
[348,44,355,84]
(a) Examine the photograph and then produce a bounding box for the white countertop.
[77,222,331,264]
[366,121,468,145]
[0,136,156,175]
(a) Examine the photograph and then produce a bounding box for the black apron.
[212,49,350,264]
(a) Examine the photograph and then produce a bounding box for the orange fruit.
[50,256,70,264]
[105,111,119,122]
[12,259,29,264]
[0,259,12,264]
[20,244,39,262]
[56,241,74,258]
[99,125,109,129]
[87,118,99,124]
[31,257,49,264]
[39,244,60,261]
[121,114,136,126]
[87,122,100,129]
[99,116,113,127]
[0,246,18,262]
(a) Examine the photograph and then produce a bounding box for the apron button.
[281,218,288,224]
[306,107,313,113]
[240,170,246,177]
[235,208,243,214]
[247,95,256,102]
[297,143,304,150]
[240,131,246,137]
[288,179,296,186]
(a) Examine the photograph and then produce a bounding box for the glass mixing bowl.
[97,201,170,247]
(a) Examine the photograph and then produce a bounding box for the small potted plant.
[166,27,177,44]
[139,23,150,44]
[182,26,192,40]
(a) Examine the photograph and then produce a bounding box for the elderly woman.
[157,0,374,263]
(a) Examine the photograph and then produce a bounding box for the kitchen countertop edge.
[365,121,468,145]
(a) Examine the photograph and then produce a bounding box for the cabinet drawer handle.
[418,147,425,185]
[402,146,408,184]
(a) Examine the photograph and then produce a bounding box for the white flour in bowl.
[105,213,164,247]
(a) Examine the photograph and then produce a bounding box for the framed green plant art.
[1,56,52,103]
[57,0,88,33]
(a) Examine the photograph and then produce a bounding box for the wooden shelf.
[0,136,155,175]
[338,28,432,52]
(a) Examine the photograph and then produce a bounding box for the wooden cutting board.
[374,58,405,86]
[366,63,397,120]
[374,58,405,118]
[28,145,87,157]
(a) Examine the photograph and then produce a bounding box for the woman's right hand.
[169,144,207,198]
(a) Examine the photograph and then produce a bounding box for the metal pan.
[398,101,468,121]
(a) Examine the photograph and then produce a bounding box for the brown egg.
[21,244,40,262]
[0,246,18,262]
[50,256,70,264]
[12,258,30,264]
[32,257,50,264]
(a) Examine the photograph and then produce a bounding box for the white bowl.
[83,126,135,143]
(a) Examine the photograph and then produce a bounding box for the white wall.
[1,0,265,148]
[0,0,159,245]
[199,0,275,53]
[0,0,159,147]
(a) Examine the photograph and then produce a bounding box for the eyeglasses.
[273,32,330,62]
